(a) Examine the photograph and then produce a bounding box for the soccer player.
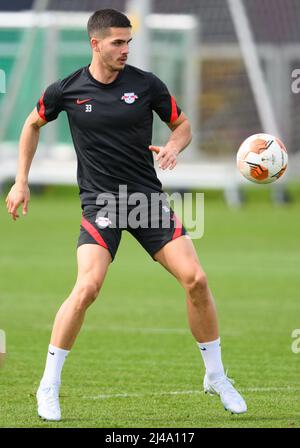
[5,9,247,420]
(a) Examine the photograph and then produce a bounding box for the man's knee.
[180,266,208,295]
[73,279,101,311]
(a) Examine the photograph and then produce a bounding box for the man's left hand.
[149,145,178,170]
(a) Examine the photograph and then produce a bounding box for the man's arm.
[5,107,47,221]
[149,112,192,170]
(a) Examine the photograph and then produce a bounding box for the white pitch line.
[243,387,300,392]
[84,391,202,400]
[33,324,241,337]
[84,387,300,400]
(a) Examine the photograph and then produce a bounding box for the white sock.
[197,337,225,382]
[41,344,69,386]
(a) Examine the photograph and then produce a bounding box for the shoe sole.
[224,407,247,415]
[38,414,61,422]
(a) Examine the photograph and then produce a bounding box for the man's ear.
[90,37,100,52]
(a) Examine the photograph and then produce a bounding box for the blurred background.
[1,0,300,204]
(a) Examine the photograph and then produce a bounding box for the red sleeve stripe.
[81,216,108,250]
[170,96,179,123]
[172,213,183,240]
[38,93,47,121]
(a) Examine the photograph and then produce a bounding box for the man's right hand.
[5,183,30,221]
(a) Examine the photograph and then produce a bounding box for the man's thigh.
[153,235,203,280]
[77,244,112,276]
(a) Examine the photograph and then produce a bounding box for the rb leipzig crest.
[121,92,138,104]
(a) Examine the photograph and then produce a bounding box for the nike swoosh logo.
[200,347,207,351]
[76,98,92,105]
[49,351,55,355]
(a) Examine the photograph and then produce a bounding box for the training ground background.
[0,184,299,428]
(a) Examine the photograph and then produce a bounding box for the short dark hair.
[87,9,132,38]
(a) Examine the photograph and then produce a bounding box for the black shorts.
[77,202,187,262]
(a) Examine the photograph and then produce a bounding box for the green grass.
[0,187,300,428]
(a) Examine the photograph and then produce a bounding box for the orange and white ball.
[237,133,288,184]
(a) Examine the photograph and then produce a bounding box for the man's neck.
[89,60,121,84]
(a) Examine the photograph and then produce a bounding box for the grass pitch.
[0,185,300,428]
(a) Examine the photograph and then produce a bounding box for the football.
[236,133,288,184]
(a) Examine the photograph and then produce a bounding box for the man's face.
[92,27,132,72]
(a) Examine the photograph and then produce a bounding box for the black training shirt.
[36,65,181,206]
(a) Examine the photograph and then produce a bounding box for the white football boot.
[36,382,61,421]
[203,373,247,414]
